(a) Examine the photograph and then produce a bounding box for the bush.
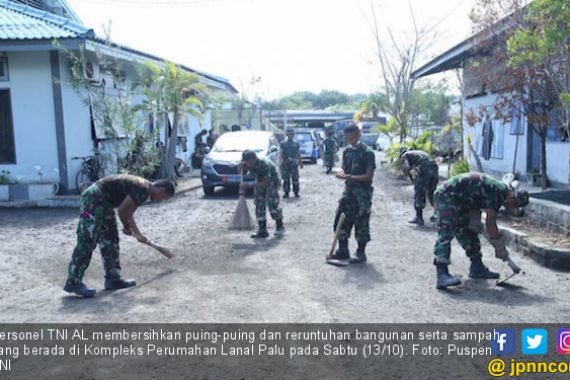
[118,131,161,180]
[450,159,470,177]
[0,170,12,185]
[384,131,438,170]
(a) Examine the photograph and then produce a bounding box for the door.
[527,124,541,172]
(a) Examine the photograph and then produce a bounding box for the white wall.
[545,142,570,185]
[2,49,228,190]
[463,95,570,186]
[463,94,527,178]
[59,52,93,190]
[0,51,59,184]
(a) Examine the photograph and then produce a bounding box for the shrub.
[450,159,470,177]
[0,170,12,185]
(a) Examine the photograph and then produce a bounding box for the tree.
[136,62,206,181]
[232,76,262,128]
[508,0,570,183]
[368,1,432,143]
[408,80,452,136]
[469,0,569,189]
[358,92,388,121]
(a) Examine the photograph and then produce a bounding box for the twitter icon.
[522,329,548,354]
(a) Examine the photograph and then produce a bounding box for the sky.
[66,0,477,99]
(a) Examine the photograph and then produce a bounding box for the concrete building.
[412,30,569,188]
[0,0,236,199]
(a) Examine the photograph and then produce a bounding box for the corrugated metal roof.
[0,0,92,40]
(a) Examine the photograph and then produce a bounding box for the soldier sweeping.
[400,148,439,225]
[322,129,339,174]
[432,172,529,289]
[327,124,376,265]
[64,174,175,297]
[239,150,285,238]
[279,129,303,198]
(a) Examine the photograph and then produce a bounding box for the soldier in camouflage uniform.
[400,148,439,225]
[327,124,376,266]
[322,130,339,174]
[432,172,529,289]
[240,150,284,238]
[279,129,303,198]
[63,174,175,297]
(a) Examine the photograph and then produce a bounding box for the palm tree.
[137,62,207,181]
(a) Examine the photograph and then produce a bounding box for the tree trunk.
[540,131,548,189]
[158,113,169,179]
[165,108,179,182]
[469,142,484,173]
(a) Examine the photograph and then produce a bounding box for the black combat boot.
[350,242,367,264]
[251,221,269,238]
[327,239,349,266]
[409,208,424,226]
[283,192,289,198]
[275,219,285,237]
[469,257,499,279]
[436,263,461,289]
[63,280,96,298]
[105,277,137,291]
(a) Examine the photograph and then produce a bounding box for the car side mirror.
[269,146,278,154]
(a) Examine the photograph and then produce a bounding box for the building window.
[0,57,8,81]
[546,108,570,142]
[0,90,16,163]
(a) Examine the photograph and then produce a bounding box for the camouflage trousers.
[432,190,482,265]
[323,151,336,169]
[254,182,283,222]
[281,161,299,194]
[66,185,121,284]
[413,165,438,209]
[334,185,373,244]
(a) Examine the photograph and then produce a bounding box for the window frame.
[0,88,16,164]
[0,57,8,82]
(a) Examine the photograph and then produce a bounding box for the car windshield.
[294,133,313,142]
[212,133,267,152]
[361,134,379,144]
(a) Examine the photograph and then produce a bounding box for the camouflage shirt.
[249,158,280,186]
[437,173,508,211]
[95,174,151,207]
[401,150,437,172]
[280,139,300,161]
[342,143,376,187]
[323,136,338,153]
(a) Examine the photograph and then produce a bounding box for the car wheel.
[203,186,214,196]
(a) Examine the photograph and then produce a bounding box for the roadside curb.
[0,198,80,208]
[500,225,570,271]
[0,183,203,209]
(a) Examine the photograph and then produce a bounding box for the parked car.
[361,133,380,150]
[201,131,279,196]
[294,129,318,164]
[375,135,391,151]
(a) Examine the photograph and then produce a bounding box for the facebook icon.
[491,329,516,355]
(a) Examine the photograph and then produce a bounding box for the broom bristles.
[230,195,253,230]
